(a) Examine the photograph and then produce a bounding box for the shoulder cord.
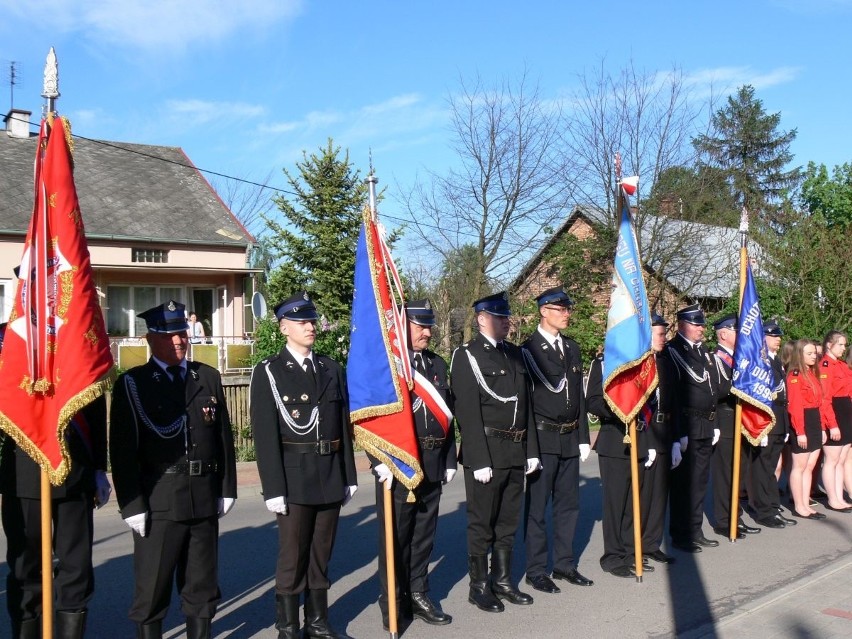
[125,376,185,440]
[668,346,710,385]
[522,347,568,397]
[264,361,319,436]
[714,353,730,382]
[465,349,518,427]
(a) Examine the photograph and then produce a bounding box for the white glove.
[760,436,769,448]
[473,467,493,483]
[124,512,148,537]
[712,429,721,446]
[265,496,288,515]
[645,449,657,468]
[679,436,689,452]
[374,463,394,491]
[579,443,591,462]
[444,468,457,484]
[94,470,112,508]
[218,497,235,518]
[784,433,789,443]
[525,457,542,474]
[342,485,358,506]
[671,442,683,469]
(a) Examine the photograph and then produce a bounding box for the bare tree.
[210,170,276,239]
[401,70,574,340]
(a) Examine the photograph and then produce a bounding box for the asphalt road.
[1,455,851,638]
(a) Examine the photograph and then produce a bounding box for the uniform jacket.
[819,355,852,428]
[450,333,538,470]
[250,349,357,506]
[714,346,737,438]
[646,353,679,452]
[786,369,832,436]
[586,357,649,459]
[768,355,791,438]
[410,349,458,483]
[664,334,721,440]
[522,330,589,457]
[110,360,237,521]
[1,395,107,500]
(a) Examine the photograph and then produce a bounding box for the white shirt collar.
[286,344,314,365]
[537,325,560,344]
[152,356,186,377]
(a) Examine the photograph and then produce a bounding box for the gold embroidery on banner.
[58,269,74,318]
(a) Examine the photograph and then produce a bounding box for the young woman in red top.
[786,339,829,519]
[819,331,852,510]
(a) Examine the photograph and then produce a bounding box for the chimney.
[4,109,33,139]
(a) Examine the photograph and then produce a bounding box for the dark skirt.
[791,408,823,453]
[827,396,852,446]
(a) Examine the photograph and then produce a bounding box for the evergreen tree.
[263,139,367,323]
[693,85,800,226]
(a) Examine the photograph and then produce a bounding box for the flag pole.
[40,47,61,639]
[367,173,399,638]
[728,209,749,542]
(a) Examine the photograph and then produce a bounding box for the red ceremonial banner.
[0,116,115,484]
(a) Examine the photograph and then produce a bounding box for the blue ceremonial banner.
[731,259,775,444]
[602,187,657,423]
[348,211,423,491]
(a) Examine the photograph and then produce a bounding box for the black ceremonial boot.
[303,589,343,638]
[275,594,301,639]
[490,548,533,605]
[467,554,503,612]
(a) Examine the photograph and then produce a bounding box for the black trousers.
[275,502,341,595]
[3,494,95,621]
[463,466,524,556]
[375,478,442,610]
[669,436,712,542]
[524,453,580,576]
[749,435,786,521]
[640,452,669,553]
[129,516,220,624]
[598,455,639,572]
[711,436,747,528]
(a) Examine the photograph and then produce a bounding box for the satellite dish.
[251,292,268,320]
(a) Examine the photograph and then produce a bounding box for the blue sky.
[2,1,851,249]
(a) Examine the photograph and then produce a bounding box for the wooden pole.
[628,419,643,582]
[41,468,53,639]
[729,241,749,542]
[383,486,398,638]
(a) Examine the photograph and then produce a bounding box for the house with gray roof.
[1,108,260,372]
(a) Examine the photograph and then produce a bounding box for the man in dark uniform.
[521,286,593,594]
[250,292,357,639]
[1,322,111,639]
[640,313,679,565]
[666,304,722,553]
[110,301,237,639]
[372,299,456,630]
[451,292,539,613]
[750,320,796,529]
[710,314,762,540]
[586,345,654,578]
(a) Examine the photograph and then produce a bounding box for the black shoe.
[792,510,827,520]
[694,535,719,548]
[671,539,702,553]
[779,515,796,525]
[525,574,561,594]
[551,568,594,586]
[825,504,852,512]
[410,592,452,625]
[739,522,761,534]
[756,515,786,528]
[713,526,745,540]
[608,565,636,578]
[633,562,654,572]
[644,550,675,564]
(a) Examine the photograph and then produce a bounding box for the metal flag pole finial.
[366,173,379,222]
[42,47,60,118]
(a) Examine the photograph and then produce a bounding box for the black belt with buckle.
[419,436,446,450]
[158,460,217,476]
[483,427,526,443]
[280,439,341,455]
[536,420,579,434]
[654,412,671,424]
[682,407,716,421]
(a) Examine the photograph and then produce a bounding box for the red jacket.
[787,369,832,436]
[819,355,852,428]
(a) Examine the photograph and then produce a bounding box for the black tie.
[167,365,185,394]
[496,341,506,354]
[304,357,317,387]
[413,353,426,376]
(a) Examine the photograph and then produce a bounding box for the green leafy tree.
[693,85,800,226]
[800,161,852,227]
[645,165,739,226]
[264,139,367,323]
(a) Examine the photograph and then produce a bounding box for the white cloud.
[682,65,802,97]
[0,0,303,51]
[165,99,266,125]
